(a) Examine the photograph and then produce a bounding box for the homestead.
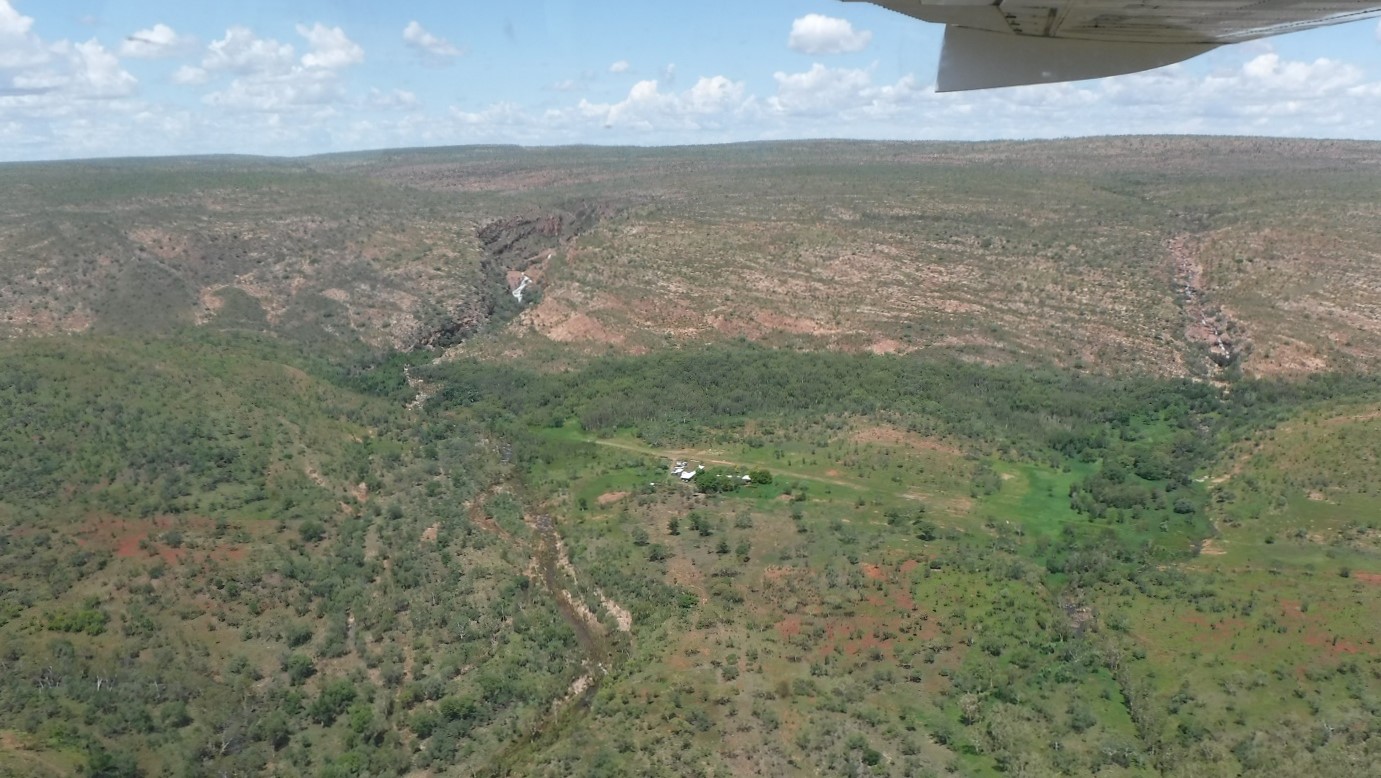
[669,460,769,492]
[671,461,702,481]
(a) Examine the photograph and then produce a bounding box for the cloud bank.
[2,4,1381,161]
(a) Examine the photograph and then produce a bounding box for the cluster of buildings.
[670,461,703,482]
[670,461,753,484]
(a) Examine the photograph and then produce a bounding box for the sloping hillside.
[1,140,1379,777]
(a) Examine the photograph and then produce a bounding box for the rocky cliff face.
[408,202,613,350]
[477,201,613,260]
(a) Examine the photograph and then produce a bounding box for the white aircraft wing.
[848,0,1381,91]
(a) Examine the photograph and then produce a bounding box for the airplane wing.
[847,0,1381,91]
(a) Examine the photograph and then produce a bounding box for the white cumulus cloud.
[197,24,361,113]
[1240,52,1360,92]
[686,75,747,114]
[67,39,138,97]
[172,65,208,85]
[788,14,872,55]
[403,21,464,65]
[297,24,364,70]
[202,26,295,75]
[769,63,873,115]
[204,69,344,112]
[579,74,752,131]
[120,23,196,59]
[366,87,420,110]
[0,0,48,70]
[0,2,136,105]
[609,59,630,74]
[13,39,137,98]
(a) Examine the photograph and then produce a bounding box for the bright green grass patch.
[980,461,1090,539]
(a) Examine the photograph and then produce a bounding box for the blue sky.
[3,0,1381,160]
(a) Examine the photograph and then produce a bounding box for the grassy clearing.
[981,461,1091,539]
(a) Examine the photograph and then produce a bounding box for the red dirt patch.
[524,299,625,346]
[752,310,838,337]
[596,491,629,506]
[77,515,184,561]
[850,425,963,455]
[114,533,145,558]
[666,556,708,603]
[75,514,253,567]
[1351,572,1381,585]
[1302,632,1362,655]
[776,616,803,638]
[213,545,250,563]
[892,585,916,612]
[1275,600,1370,657]
[816,617,894,659]
[154,545,186,564]
[865,561,919,610]
[665,650,697,673]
